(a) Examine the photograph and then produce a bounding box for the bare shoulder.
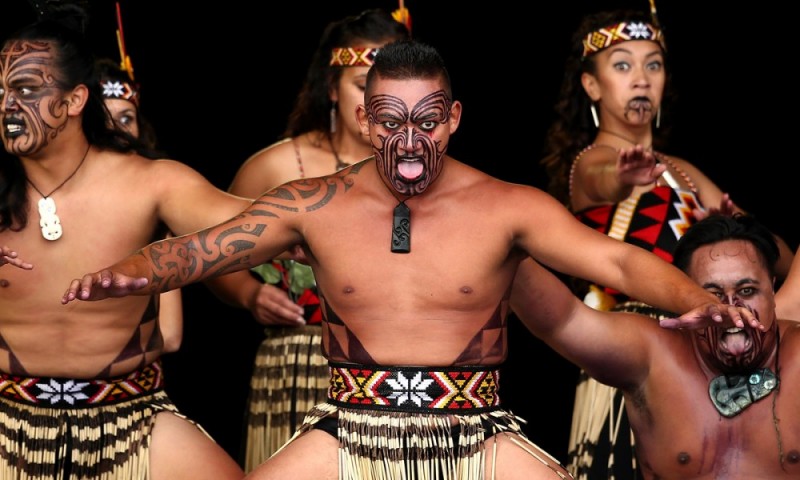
[102,151,218,194]
[780,320,800,342]
[575,144,618,168]
[239,138,294,172]
[230,138,298,197]
[147,157,212,183]
[776,321,800,371]
[453,160,561,212]
[94,150,195,179]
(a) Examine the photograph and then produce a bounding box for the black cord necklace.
[26,145,90,241]
[375,161,410,253]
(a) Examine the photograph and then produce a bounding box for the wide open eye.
[419,120,437,132]
[646,60,663,72]
[613,61,630,72]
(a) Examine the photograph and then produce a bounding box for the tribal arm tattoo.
[124,167,364,294]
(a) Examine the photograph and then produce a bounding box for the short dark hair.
[366,39,452,100]
[673,214,780,278]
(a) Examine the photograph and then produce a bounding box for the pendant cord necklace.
[375,161,411,254]
[27,144,90,241]
[27,144,90,199]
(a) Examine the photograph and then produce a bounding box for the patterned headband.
[101,79,139,105]
[582,21,666,58]
[330,47,380,67]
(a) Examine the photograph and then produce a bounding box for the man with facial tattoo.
[0,5,248,479]
[62,40,757,480]
[511,213,798,479]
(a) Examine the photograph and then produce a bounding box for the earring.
[590,103,599,128]
[655,107,661,129]
[329,101,337,134]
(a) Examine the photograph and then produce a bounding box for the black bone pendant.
[391,202,411,253]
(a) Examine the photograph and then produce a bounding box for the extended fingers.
[715,304,764,331]
[660,302,761,330]
[62,277,84,304]
[2,255,33,270]
[77,272,105,299]
[0,247,33,270]
[736,304,764,331]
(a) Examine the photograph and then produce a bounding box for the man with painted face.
[0,5,248,479]
[62,40,757,480]
[511,213,797,479]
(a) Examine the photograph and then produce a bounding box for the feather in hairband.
[649,0,661,29]
[115,1,134,81]
[392,0,412,34]
[648,0,666,50]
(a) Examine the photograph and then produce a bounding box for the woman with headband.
[539,7,795,479]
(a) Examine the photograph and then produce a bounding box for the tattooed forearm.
[133,166,365,291]
[142,219,267,290]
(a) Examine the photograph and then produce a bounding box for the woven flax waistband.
[0,361,164,408]
[327,362,501,413]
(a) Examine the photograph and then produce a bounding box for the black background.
[2,0,796,467]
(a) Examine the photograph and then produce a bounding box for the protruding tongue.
[723,332,749,356]
[398,161,423,180]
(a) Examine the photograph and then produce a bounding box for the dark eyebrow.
[6,71,47,86]
[376,112,404,121]
[735,278,760,287]
[607,46,663,59]
[701,278,761,290]
[415,112,440,121]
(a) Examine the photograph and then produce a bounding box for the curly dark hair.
[540,9,675,207]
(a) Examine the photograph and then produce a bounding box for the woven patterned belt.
[327,362,502,413]
[0,361,164,408]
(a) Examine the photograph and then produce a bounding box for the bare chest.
[630,382,800,478]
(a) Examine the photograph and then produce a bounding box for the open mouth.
[3,118,25,138]
[719,328,752,357]
[397,158,423,181]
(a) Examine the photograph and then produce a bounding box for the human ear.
[447,100,462,134]
[580,73,601,102]
[356,104,369,136]
[66,84,89,115]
